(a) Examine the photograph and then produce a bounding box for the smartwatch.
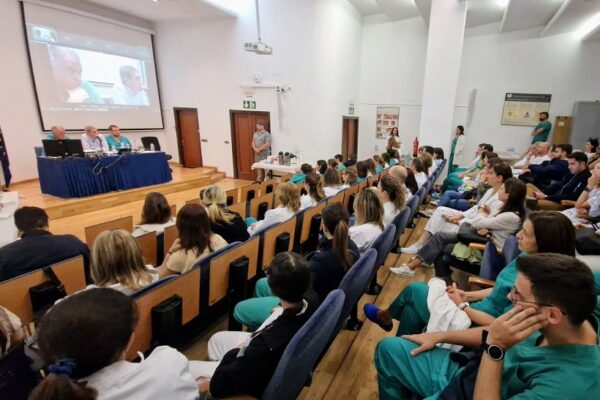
[482,329,505,361]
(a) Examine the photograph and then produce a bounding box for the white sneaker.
[390,264,416,276]
[400,244,421,254]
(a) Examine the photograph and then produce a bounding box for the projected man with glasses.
[49,46,104,104]
[112,65,149,106]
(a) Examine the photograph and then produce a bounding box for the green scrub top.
[531,121,552,143]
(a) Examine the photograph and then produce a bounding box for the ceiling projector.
[244,41,273,55]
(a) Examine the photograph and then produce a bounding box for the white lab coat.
[349,222,383,254]
[426,278,471,351]
[248,206,295,235]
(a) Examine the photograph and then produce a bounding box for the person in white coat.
[28,289,201,400]
[299,172,325,210]
[449,125,465,173]
[401,163,513,254]
[248,182,300,235]
[349,190,385,254]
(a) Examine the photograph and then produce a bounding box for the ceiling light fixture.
[575,11,600,40]
[496,0,509,7]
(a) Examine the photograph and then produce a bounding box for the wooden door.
[230,111,271,180]
[175,108,203,168]
[342,117,359,160]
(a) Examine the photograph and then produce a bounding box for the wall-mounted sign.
[501,93,551,126]
[243,100,256,109]
[375,106,399,139]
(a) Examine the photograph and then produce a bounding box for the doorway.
[230,111,271,180]
[174,108,203,168]
[342,116,359,160]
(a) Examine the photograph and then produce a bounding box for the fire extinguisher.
[412,137,419,157]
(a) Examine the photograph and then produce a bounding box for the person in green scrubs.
[375,253,600,400]
[105,124,132,151]
[364,211,579,336]
[531,112,552,144]
[448,125,465,174]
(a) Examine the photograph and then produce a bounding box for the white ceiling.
[350,0,600,40]
[83,0,236,22]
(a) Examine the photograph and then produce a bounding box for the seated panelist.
[45,125,70,141]
[80,125,109,153]
[105,124,132,151]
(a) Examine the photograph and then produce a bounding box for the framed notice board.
[501,93,551,126]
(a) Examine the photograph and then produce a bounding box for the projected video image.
[49,45,150,106]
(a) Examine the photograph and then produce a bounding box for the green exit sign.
[243,100,256,109]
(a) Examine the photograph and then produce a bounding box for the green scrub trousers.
[233,278,280,331]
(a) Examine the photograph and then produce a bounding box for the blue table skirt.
[37,152,173,198]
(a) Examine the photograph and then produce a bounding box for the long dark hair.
[29,289,137,400]
[528,211,575,256]
[316,160,327,175]
[177,203,214,254]
[498,178,526,222]
[324,168,341,186]
[140,192,171,225]
[305,172,325,203]
[491,162,513,183]
[405,169,419,195]
[322,203,354,271]
[356,161,369,179]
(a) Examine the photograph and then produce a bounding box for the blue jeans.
[437,191,470,211]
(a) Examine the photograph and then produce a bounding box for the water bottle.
[150,143,155,152]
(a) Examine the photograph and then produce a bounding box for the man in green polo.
[531,112,552,144]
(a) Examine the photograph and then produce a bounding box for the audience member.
[528,151,590,210]
[349,190,384,253]
[344,153,357,167]
[88,229,158,295]
[202,186,249,243]
[381,152,391,168]
[327,158,337,169]
[300,172,325,210]
[316,159,328,175]
[562,163,600,225]
[0,306,23,357]
[334,154,346,171]
[160,204,227,276]
[531,111,552,143]
[0,207,89,282]
[341,168,358,189]
[289,163,312,184]
[195,252,316,398]
[356,161,369,182]
[388,149,400,166]
[132,192,175,237]
[366,211,575,335]
[374,253,599,399]
[366,158,377,177]
[402,163,512,254]
[405,169,419,195]
[513,141,551,170]
[373,155,386,173]
[388,165,413,201]
[375,175,405,226]
[519,143,571,189]
[448,125,465,172]
[323,167,342,197]
[585,137,599,160]
[29,289,200,399]
[248,182,300,235]
[432,147,444,170]
[80,125,109,153]
[410,158,427,188]
[420,152,433,175]
[392,177,526,276]
[105,124,132,151]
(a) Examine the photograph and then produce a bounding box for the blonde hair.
[343,168,358,186]
[91,230,155,290]
[276,182,301,213]
[354,190,384,230]
[202,186,235,224]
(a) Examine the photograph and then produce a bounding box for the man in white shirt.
[80,125,109,153]
[112,65,149,106]
[513,142,551,175]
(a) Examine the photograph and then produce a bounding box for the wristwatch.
[585,187,592,192]
[458,302,469,311]
[482,329,505,361]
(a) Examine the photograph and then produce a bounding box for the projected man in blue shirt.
[112,65,149,106]
[49,46,104,104]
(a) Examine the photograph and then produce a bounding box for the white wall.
[456,23,600,161]
[357,18,600,166]
[0,0,165,182]
[154,0,363,176]
[357,15,428,159]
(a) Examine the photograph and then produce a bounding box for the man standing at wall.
[531,112,552,144]
[252,121,271,182]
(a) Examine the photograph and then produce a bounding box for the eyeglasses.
[508,287,566,314]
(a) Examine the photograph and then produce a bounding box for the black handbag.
[457,222,488,245]
[575,227,600,255]
[28,267,67,315]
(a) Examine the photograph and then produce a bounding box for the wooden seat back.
[326,190,345,206]
[259,179,279,196]
[0,256,86,326]
[300,202,326,244]
[226,188,240,205]
[208,236,260,305]
[261,218,297,270]
[228,201,247,219]
[128,268,201,359]
[239,183,260,202]
[249,192,275,219]
[342,184,360,211]
[85,216,133,247]
[134,231,158,266]
[162,224,179,257]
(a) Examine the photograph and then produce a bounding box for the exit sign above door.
[243,100,256,109]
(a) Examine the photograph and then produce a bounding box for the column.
[418,0,467,155]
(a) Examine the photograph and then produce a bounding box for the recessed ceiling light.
[575,11,600,40]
